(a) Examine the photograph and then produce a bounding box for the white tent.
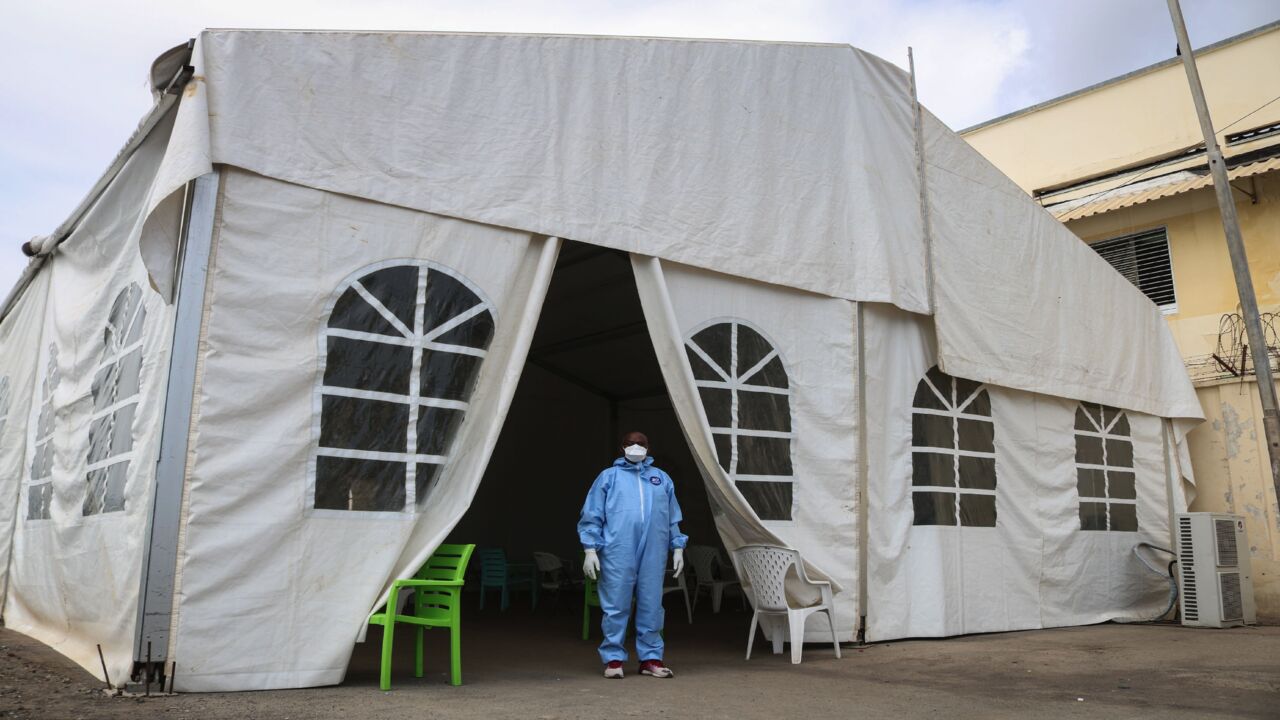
[0,30,1202,692]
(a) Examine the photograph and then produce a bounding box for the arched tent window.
[910,366,996,527]
[313,260,495,512]
[27,346,59,520]
[685,320,793,521]
[85,285,146,515]
[1074,403,1137,531]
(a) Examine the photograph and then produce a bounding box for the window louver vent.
[1226,122,1280,146]
[1214,518,1239,567]
[1089,229,1176,308]
[1219,572,1243,621]
[1179,516,1198,622]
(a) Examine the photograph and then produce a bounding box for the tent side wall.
[168,168,559,691]
[863,303,1177,641]
[0,109,183,685]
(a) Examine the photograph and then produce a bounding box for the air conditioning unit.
[1175,512,1256,628]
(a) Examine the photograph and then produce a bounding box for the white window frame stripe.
[422,302,488,342]
[910,370,997,526]
[89,397,141,423]
[316,447,448,465]
[86,452,136,474]
[710,428,793,440]
[352,280,414,338]
[737,349,778,386]
[404,267,428,508]
[687,341,731,383]
[320,385,469,411]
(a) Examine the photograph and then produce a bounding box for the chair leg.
[683,583,693,624]
[788,610,806,664]
[379,621,395,691]
[450,610,463,686]
[415,625,425,678]
[745,612,759,660]
[824,609,842,659]
[691,585,701,614]
[771,624,784,655]
[712,585,724,614]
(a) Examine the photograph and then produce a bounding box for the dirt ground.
[1,598,1277,720]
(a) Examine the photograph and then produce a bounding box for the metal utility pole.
[1167,0,1280,503]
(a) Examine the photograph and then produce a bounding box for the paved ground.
[1,601,1277,719]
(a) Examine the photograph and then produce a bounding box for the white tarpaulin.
[633,257,859,640]
[0,30,1209,692]
[167,168,557,691]
[0,109,181,684]
[864,304,1177,641]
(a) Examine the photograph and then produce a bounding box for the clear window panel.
[957,455,996,490]
[324,337,412,394]
[315,456,406,511]
[913,376,948,410]
[735,480,792,521]
[1074,406,1095,431]
[1108,471,1136,500]
[358,265,419,329]
[748,356,789,389]
[1110,413,1130,437]
[686,346,722,381]
[422,271,481,334]
[416,405,465,456]
[957,418,994,453]
[912,490,957,526]
[1109,503,1138,531]
[912,413,954,449]
[1075,434,1104,465]
[690,324,732,373]
[912,451,955,487]
[958,493,996,527]
[1079,501,1108,531]
[1106,438,1134,468]
[1077,467,1107,498]
[736,325,774,379]
[736,435,793,476]
[712,433,732,472]
[737,391,791,432]
[697,387,733,428]
[329,286,402,336]
[320,395,409,453]
[420,350,483,401]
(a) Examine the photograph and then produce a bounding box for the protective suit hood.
[614,455,655,469]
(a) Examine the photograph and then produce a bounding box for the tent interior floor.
[353,590,752,686]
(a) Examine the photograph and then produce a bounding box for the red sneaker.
[638,659,674,678]
[604,660,624,679]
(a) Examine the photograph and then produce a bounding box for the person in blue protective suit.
[578,430,688,679]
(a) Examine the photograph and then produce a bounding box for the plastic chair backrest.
[734,545,797,612]
[686,545,720,582]
[415,543,475,614]
[531,552,562,573]
[418,543,475,582]
[477,548,508,581]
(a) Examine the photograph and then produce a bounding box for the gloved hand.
[583,549,600,580]
[672,548,685,578]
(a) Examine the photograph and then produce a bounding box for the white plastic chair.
[663,558,694,624]
[686,545,743,614]
[531,551,570,610]
[733,545,842,664]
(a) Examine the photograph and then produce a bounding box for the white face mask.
[623,444,648,463]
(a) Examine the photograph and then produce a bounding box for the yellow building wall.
[1063,172,1280,622]
[963,26,1280,194]
[1186,378,1280,622]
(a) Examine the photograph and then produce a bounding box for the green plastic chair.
[368,543,475,690]
[582,574,601,640]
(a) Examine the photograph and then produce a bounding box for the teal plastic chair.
[477,548,537,611]
[368,543,475,689]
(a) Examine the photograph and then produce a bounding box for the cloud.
[1,0,1277,298]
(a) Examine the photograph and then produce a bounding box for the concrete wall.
[1186,378,1280,622]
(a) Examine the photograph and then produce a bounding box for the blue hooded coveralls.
[578,456,688,664]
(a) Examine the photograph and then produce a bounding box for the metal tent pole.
[1166,0,1280,505]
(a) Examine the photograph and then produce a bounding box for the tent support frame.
[855,303,869,644]
[130,171,220,691]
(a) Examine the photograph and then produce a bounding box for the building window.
[313,260,495,512]
[685,320,793,521]
[27,347,59,520]
[1074,402,1137,532]
[1088,228,1176,312]
[911,367,996,527]
[85,285,146,515]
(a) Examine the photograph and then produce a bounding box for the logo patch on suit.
[649,475,662,485]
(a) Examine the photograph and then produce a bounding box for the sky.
[1,0,1278,300]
